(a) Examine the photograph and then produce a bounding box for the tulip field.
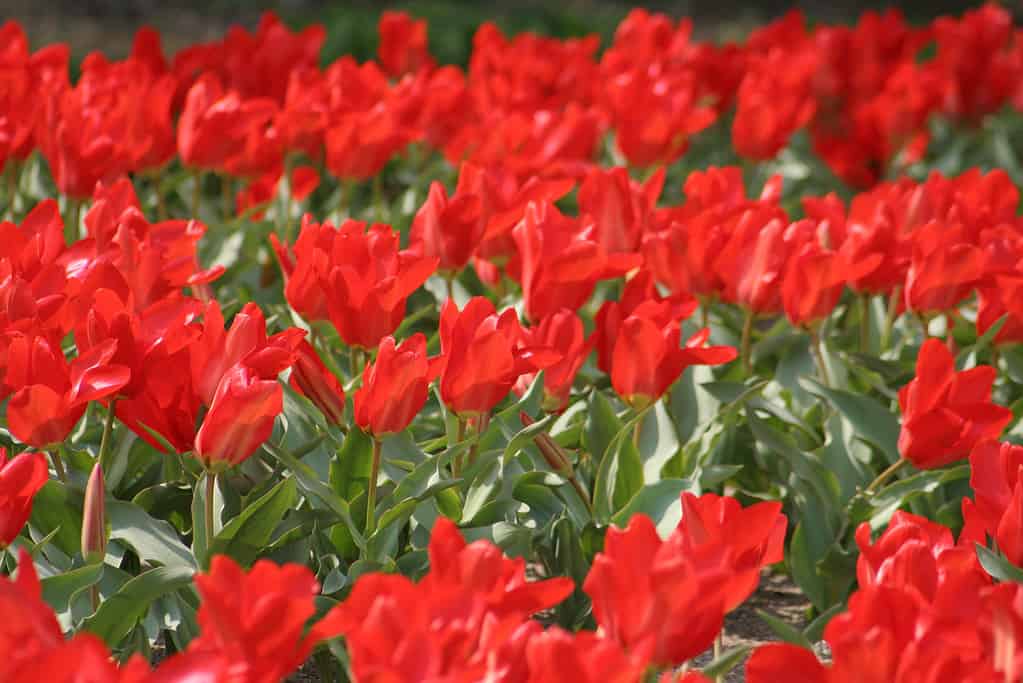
[6,3,1023,681]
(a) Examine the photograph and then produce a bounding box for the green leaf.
[190,472,223,569]
[82,565,195,646]
[610,478,693,536]
[264,442,366,551]
[108,500,195,569]
[210,478,297,566]
[40,563,104,618]
[29,480,82,557]
[757,609,813,649]
[788,523,827,612]
[803,603,844,643]
[502,412,557,465]
[592,411,647,523]
[637,401,680,482]
[584,391,622,468]
[701,644,752,679]
[801,378,900,464]
[976,543,1023,583]
[862,465,970,529]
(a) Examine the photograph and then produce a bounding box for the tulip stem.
[713,633,723,683]
[282,155,295,242]
[809,330,831,388]
[469,412,490,468]
[204,471,217,555]
[633,414,644,450]
[740,309,754,376]
[64,199,82,245]
[859,294,871,353]
[90,584,100,612]
[191,170,202,219]
[453,418,468,477]
[372,175,384,222]
[366,438,382,536]
[881,285,902,351]
[445,276,455,303]
[97,400,118,472]
[865,458,909,493]
[50,449,67,483]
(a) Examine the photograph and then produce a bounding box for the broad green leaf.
[108,500,195,569]
[29,480,82,557]
[701,645,752,679]
[757,609,813,649]
[802,378,900,465]
[210,478,297,566]
[584,390,622,468]
[263,442,365,551]
[976,544,1023,583]
[610,479,693,536]
[40,563,104,620]
[82,565,195,646]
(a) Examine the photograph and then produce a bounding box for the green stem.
[881,285,902,351]
[445,276,455,302]
[366,438,382,535]
[282,156,296,242]
[372,175,384,222]
[866,458,909,493]
[740,309,754,376]
[468,412,490,469]
[452,418,468,477]
[633,413,644,450]
[64,199,82,245]
[50,449,67,483]
[191,170,202,219]
[809,329,832,388]
[204,471,217,554]
[97,400,118,471]
[859,293,871,354]
[221,175,232,219]
[713,633,724,683]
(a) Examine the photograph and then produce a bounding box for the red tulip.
[904,221,985,315]
[897,339,1011,469]
[5,335,129,448]
[608,305,736,409]
[592,269,697,375]
[577,166,664,255]
[189,554,345,683]
[583,514,727,667]
[289,339,345,426]
[782,239,882,328]
[0,449,48,548]
[524,628,649,683]
[746,643,829,683]
[193,363,284,470]
[438,297,560,417]
[325,106,413,181]
[676,492,786,612]
[177,73,277,173]
[354,334,439,436]
[511,201,640,321]
[190,300,303,407]
[378,11,434,78]
[515,310,593,413]
[277,218,437,349]
[733,45,816,160]
[408,180,483,277]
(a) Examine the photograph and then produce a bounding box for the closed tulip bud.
[81,464,106,564]
[290,340,346,426]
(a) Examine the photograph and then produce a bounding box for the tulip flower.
[676,492,787,612]
[515,310,593,413]
[325,106,413,181]
[781,240,882,328]
[408,180,483,278]
[354,334,438,437]
[188,555,346,683]
[607,304,736,410]
[438,297,560,417]
[897,339,1011,469]
[80,463,106,565]
[190,300,304,407]
[194,362,285,470]
[378,11,434,78]
[583,514,728,667]
[5,335,129,448]
[511,201,640,322]
[524,628,649,683]
[0,449,48,548]
[289,339,345,426]
[733,46,816,161]
[577,166,664,255]
[904,221,985,315]
[277,218,437,349]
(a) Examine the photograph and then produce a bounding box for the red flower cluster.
[747,510,1021,682]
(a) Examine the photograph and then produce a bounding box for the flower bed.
[3,5,1023,682]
